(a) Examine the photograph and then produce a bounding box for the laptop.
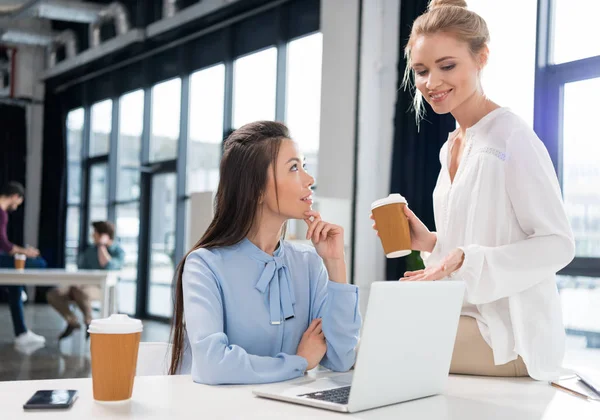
[253,280,465,413]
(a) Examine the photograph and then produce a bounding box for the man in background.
[47,221,125,340]
[0,181,47,349]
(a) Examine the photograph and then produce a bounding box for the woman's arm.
[309,254,361,372]
[184,251,308,385]
[453,128,575,304]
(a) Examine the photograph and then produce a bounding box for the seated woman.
[169,121,361,385]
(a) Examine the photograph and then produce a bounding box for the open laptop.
[254,280,465,413]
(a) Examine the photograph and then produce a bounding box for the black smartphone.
[23,390,78,410]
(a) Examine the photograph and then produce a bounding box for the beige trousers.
[450,316,529,377]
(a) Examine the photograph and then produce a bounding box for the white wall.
[315,0,361,269]
[353,0,400,288]
[318,0,400,286]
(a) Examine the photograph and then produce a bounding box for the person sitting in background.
[169,121,361,384]
[0,181,47,349]
[47,221,125,340]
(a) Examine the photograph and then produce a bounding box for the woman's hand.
[401,248,465,281]
[304,211,345,261]
[296,318,327,371]
[370,205,437,252]
[304,211,347,284]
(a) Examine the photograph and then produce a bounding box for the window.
[188,64,225,194]
[61,1,321,320]
[118,90,144,201]
[469,0,537,126]
[562,78,600,258]
[536,0,600,373]
[150,78,181,162]
[65,108,84,270]
[89,163,108,225]
[90,100,112,157]
[233,48,277,128]
[286,33,323,181]
[552,0,600,64]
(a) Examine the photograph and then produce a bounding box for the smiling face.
[410,32,486,115]
[261,139,314,221]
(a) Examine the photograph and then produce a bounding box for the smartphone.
[23,390,78,410]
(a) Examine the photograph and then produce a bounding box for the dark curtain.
[386,0,456,280]
[0,104,27,248]
[37,89,67,271]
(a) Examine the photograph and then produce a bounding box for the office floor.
[0,304,171,382]
[0,303,599,382]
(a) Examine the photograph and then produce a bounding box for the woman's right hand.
[370,206,437,253]
[296,318,327,370]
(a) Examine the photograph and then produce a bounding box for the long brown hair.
[169,121,290,374]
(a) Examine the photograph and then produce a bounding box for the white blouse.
[425,107,575,381]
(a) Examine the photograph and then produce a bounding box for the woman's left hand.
[304,211,345,261]
[401,248,465,281]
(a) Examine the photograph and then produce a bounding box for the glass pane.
[65,206,80,271]
[150,78,181,162]
[118,90,144,201]
[67,108,84,160]
[67,162,81,204]
[188,64,225,194]
[90,100,112,157]
[562,78,600,258]
[116,202,139,315]
[468,0,536,126]
[286,33,323,182]
[148,173,177,317]
[553,0,600,64]
[233,47,277,128]
[89,163,108,226]
[67,108,84,204]
[557,275,600,372]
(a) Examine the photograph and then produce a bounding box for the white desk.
[0,269,120,318]
[1,372,598,419]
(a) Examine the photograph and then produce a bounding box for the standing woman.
[375,0,574,380]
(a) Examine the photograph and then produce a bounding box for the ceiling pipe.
[47,29,77,67]
[89,2,130,48]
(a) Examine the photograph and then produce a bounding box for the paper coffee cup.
[14,254,26,270]
[88,314,143,402]
[371,194,412,258]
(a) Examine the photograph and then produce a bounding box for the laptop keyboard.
[298,386,351,405]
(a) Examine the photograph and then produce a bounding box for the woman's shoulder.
[480,108,539,148]
[185,243,240,266]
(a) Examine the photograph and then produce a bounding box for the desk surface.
[1,372,598,419]
[0,269,115,277]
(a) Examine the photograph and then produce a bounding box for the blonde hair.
[402,0,490,125]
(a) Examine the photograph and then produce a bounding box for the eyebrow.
[286,157,302,164]
[413,56,457,67]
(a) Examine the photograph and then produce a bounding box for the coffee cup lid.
[14,254,26,259]
[371,194,407,210]
[88,314,143,334]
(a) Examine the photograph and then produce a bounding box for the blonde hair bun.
[428,0,468,10]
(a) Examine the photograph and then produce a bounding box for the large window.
[65,108,84,270]
[469,0,537,126]
[536,0,600,371]
[188,64,225,194]
[233,48,277,128]
[150,78,181,162]
[62,2,321,321]
[286,33,323,181]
